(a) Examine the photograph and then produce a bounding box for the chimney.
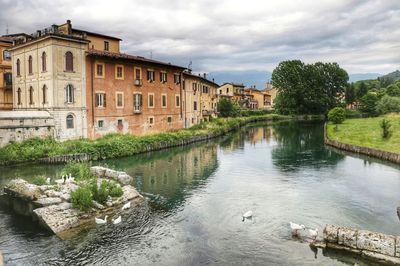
[203,73,207,79]
[36,30,41,37]
[67,20,72,35]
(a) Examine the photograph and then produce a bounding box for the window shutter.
[103,94,106,107]
[95,94,99,107]
[139,94,142,106]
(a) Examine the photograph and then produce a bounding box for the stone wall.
[324,224,400,264]
[0,110,55,147]
[324,124,400,164]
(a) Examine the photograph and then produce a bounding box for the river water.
[1,121,400,266]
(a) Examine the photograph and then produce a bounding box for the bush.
[71,187,93,211]
[108,181,123,197]
[62,162,93,181]
[380,119,393,139]
[328,107,346,124]
[32,175,47,186]
[90,180,109,204]
[345,109,362,118]
[375,95,400,115]
[217,98,240,117]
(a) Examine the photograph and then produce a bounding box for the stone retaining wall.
[324,123,400,164]
[324,224,400,264]
[38,153,92,164]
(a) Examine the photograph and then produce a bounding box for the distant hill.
[349,73,382,82]
[208,70,272,89]
[378,70,400,87]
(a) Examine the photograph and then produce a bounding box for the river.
[1,121,400,265]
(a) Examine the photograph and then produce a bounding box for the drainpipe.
[90,57,95,138]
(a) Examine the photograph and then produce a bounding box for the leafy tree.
[359,92,379,116]
[375,95,400,114]
[357,81,368,99]
[271,60,348,115]
[345,83,356,105]
[385,84,400,97]
[328,107,346,124]
[217,98,239,117]
[380,119,392,139]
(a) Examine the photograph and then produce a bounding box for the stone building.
[182,72,219,127]
[10,22,89,140]
[0,37,13,110]
[86,49,185,138]
[262,82,277,110]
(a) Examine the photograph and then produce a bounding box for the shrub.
[90,180,109,204]
[375,95,400,115]
[218,98,240,117]
[380,119,393,139]
[71,187,93,211]
[32,175,47,186]
[62,162,93,181]
[360,92,379,116]
[345,109,362,118]
[108,181,123,197]
[328,107,346,124]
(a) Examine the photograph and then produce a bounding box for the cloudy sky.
[1,0,399,75]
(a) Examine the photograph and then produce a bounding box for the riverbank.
[325,114,400,164]
[0,114,290,166]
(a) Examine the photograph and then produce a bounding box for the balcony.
[202,110,214,116]
[134,79,143,86]
[134,107,142,114]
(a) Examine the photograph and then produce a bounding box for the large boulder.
[33,204,82,234]
[338,227,358,249]
[357,230,395,257]
[90,166,133,185]
[324,224,340,243]
[5,179,42,200]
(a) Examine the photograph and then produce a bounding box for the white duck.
[121,201,131,210]
[95,215,108,225]
[112,215,122,225]
[290,222,305,236]
[309,228,318,240]
[242,210,253,221]
[46,177,51,184]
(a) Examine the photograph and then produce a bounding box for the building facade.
[10,23,89,140]
[0,37,13,110]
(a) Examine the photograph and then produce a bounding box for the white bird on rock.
[290,222,305,236]
[242,210,253,221]
[95,215,108,225]
[309,228,319,240]
[112,216,122,225]
[46,177,51,184]
[121,202,131,210]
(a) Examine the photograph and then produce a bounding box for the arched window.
[16,59,21,76]
[28,55,33,75]
[17,88,21,105]
[42,52,47,72]
[65,84,74,103]
[42,85,47,104]
[65,51,73,72]
[66,114,74,129]
[29,86,34,105]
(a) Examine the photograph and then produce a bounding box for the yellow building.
[262,82,278,110]
[0,37,13,110]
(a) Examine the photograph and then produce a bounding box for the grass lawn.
[327,114,400,154]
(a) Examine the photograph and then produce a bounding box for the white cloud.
[0,0,398,74]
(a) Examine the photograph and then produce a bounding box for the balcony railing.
[134,79,143,86]
[202,110,214,116]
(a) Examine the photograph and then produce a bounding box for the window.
[98,120,104,128]
[117,119,123,130]
[96,63,104,78]
[3,50,11,61]
[29,86,34,105]
[203,86,209,94]
[147,70,154,82]
[65,51,73,71]
[148,93,154,108]
[194,101,197,111]
[134,93,142,112]
[161,94,167,108]
[95,93,106,107]
[42,85,47,104]
[175,95,180,107]
[116,92,124,108]
[104,41,109,51]
[42,52,47,72]
[28,55,33,75]
[66,114,74,129]
[17,88,21,105]
[174,74,180,84]
[160,71,167,83]
[192,83,197,91]
[65,84,74,103]
[115,65,124,79]
[226,88,229,94]
[16,59,20,76]
[4,73,12,86]
[134,68,142,85]
[167,116,172,123]
[149,117,154,125]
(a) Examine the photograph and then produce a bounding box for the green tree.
[386,84,400,97]
[357,81,368,99]
[380,119,392,139]
[328,107,346,124]
[359,92,379,116]
[217,98,239,117]
[375,95,400,114]
[345,83,356,105]
[271,60,348,115]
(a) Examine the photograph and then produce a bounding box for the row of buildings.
[0,20,276,146]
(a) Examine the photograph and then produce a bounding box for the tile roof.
[86,49,185,69]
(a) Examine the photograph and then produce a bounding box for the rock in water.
[397,207,400,221]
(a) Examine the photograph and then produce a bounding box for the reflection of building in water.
[126,143,218,198]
